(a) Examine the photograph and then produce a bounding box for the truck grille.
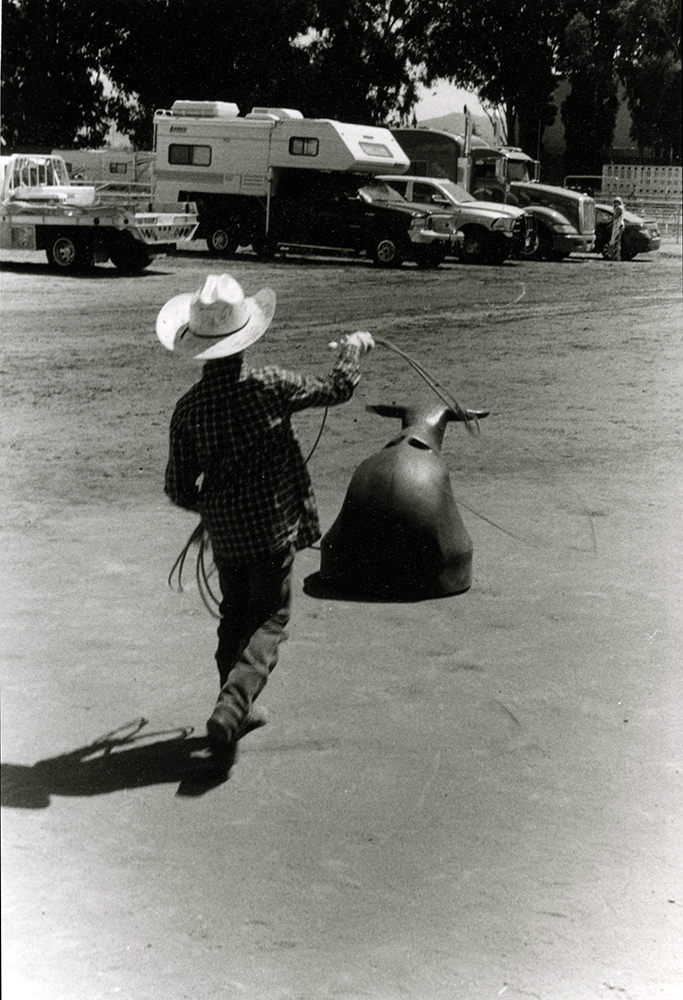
[512,214,536,246]
[579,198,595,234]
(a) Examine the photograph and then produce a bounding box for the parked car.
[594,203,661,260]
[378,175,536,264]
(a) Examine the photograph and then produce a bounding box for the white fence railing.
[601,164,681,200]
[564,167,682,241]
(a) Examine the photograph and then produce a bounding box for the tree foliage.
[411,0,568,152]
[559,3,621,176]
[300,0,424,125]
[2,0,680,165]
[614,0,681,162]
[93,0,319,148]
[1,0,114,149]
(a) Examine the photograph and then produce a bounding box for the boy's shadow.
[1,718,229,808]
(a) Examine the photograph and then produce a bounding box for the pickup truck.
[248,169,463,268]
[1,153,198,273]
[378,174,536,264]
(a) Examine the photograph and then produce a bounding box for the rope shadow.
[1,718,228,808]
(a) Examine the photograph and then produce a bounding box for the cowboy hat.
[156,273,276,360]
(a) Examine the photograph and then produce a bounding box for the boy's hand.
[344,332,375,353]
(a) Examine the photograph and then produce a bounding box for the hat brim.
[156,287,276,359]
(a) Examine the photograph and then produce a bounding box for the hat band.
[178,311,252,342]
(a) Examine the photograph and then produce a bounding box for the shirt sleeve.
[272,341,363,412]
[164,415,202,512]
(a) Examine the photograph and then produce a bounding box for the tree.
[94,0,319,148]
[411,0,571,152]
[298,0,424,124]
[1,0,114,149]
[614,0,681,163]
[1,0,319,150]
[559,3,621,177]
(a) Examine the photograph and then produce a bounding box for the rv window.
[168,144,212,166]
[289,137,319,157]
[359,142,392,158]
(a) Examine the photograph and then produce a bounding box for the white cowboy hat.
[156,273,276,360]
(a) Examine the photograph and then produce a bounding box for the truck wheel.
[252,238,278,260]
[371,235,403,268]
[110,243,153,274]
[207,225,239,257]
[531,226,566,261]
[47,235,93,272]
[459,227,492,265]
[414,246,446,269]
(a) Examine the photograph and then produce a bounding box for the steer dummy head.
[367,402,489,452]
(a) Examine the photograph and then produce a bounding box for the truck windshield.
[508,161,531,182]
[358,181,406,204]
[436,180,475,204]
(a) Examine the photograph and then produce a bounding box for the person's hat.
[156,273,276,360]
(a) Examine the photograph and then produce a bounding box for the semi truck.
[152,101,461,267]
[1,153,198,273]
[391,128,595,260]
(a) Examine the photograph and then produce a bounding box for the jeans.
[209,546,294,737]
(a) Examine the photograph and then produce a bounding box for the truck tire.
[47,234,93,272]
[531,226,568,261]
[206,224,239,257]
[414,246,446,269]
[110,242,153,274]
[459,226,493,265]
[252,238,278,260]
[370,234,404,268]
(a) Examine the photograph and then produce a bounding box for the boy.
[157,273,373,773]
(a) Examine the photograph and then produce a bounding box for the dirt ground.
[1,242,682,1000]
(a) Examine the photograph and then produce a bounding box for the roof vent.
[170,101,239,118]
[245,108,304,121]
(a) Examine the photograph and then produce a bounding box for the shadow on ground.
[0,718,230,808]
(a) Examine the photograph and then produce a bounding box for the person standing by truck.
[157,272,374,777]
[603,197,626,261]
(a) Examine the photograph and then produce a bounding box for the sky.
[413,82,486,121]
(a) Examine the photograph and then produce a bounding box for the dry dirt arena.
[1,243,682,1000]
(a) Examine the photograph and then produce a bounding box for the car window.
[359,181,406,204]
[412,183,449,205]
[438,180,474,203]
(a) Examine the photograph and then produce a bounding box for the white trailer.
[52,148,155,200]
[1,153,198,272]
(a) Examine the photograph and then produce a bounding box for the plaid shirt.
[165,343,362,563]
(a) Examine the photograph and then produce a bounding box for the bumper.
[552,232,595,254]
[409,229,464,248]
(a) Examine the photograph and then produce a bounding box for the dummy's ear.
[447,408,490,422]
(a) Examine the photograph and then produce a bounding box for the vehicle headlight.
[552,224,578,234]
[492,217,514,232]
[410,216,427,231]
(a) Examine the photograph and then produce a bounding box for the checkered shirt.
[165,343,362,564]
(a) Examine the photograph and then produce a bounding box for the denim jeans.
[209,546,294,737]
